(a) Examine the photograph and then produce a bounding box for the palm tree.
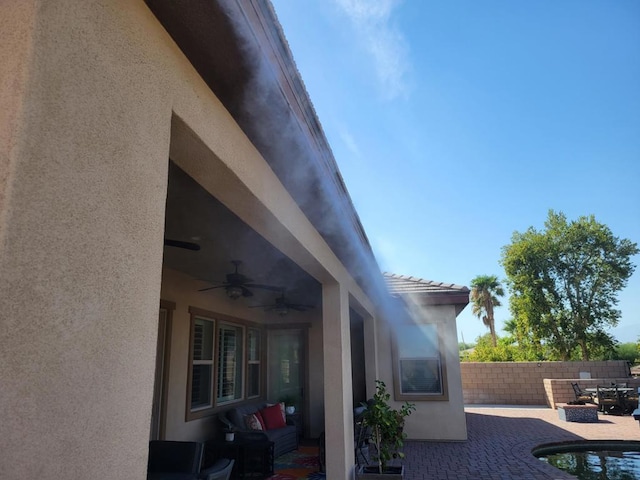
[470,275,504,347]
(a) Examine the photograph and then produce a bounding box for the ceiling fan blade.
[164,239,201,251]
[288,305,307,311]
[245,283,282,292]
[198,285,226,292]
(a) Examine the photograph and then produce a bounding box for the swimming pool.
[533,441,640,480]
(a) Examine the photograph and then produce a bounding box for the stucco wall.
[378,304,468,441]
[1,2,176,478]
[461,361,631,405]
[0,2,378,478]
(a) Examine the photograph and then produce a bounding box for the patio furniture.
[354,404,372,466]
[571,382,594,403]
[147,440,204,480]
[201,459,234,480]
[622,387,639,415]
[206,436,273,480]
[220,402,297,459]
[148,441,235,480]
[596,385,624,415]
[318,403,374,473]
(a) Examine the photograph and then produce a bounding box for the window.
[247,329,261,398]
[190,317,214,410]
[187,308,260,419]
[217,324,244,403]
[393,323,448,401]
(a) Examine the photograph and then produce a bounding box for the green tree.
[470,275,505,347]
[611,342,639,364]
[502,317,546,360]
[464,334,519,362]
[501,210,638,361]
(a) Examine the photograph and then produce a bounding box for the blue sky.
[270,0,640,344]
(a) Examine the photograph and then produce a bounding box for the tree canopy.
[500,210,638,361]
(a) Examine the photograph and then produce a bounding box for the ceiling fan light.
[226,286,243,300]
[273,305,289,316]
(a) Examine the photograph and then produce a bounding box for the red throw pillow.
[260,403,286,430]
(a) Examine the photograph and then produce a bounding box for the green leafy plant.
[361,380,415,474]
[278,393,299,408]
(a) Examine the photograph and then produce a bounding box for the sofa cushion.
[264,426,293,443]
[267,402,286,424]
[260,404,286,430]
[227,403,263,432]
[244,412,265,431]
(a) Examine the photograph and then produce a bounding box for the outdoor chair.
[571,383,594,403]
[354,404,372,466]
[317,402,373,472]
[148,440,203,479]
[147,440,234,480]
[200,459,234,480]
[622,387,639,415]
[596,385,624,415]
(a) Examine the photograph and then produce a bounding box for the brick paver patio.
[402,406,640,480]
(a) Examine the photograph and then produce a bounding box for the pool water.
[535,442,640,480]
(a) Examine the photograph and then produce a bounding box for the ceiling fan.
[164,238,200,251]
[249,290,315,316]
[198,260,281,299]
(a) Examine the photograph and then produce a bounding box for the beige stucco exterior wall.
[0,1,377,478]
[376,304,468,441]
[1,2,175,478]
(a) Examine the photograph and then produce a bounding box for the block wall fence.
[460,361,634,406]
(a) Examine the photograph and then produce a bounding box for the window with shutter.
[186,308,263,420]
[217,324,244,403]
[247,329,261,398]
[190,318,214,410]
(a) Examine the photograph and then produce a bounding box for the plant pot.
[285,405,296,414]
[225,432,235,442]
[357,465,404,479]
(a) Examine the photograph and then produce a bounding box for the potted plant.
[224,425,235,442]
[357,380,415,479]
[279,394,299,414]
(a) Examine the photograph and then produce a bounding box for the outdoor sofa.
[220,402,298,459]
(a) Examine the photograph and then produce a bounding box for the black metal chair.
[354,405,372,466]
[571,382,594,403]
[317,403,373,472]
[622,387,639,415]
[596,385,624,415]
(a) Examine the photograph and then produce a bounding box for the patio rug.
[267,445,325,480]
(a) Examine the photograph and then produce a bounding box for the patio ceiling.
[163,161,322,309]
